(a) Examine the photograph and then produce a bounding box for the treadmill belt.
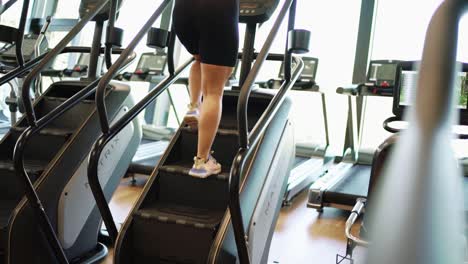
[324,164,372,208]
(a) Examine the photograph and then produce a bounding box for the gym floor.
[101,176,367,264]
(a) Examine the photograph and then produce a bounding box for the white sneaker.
[189,155,222,178]
[184,103,199,128]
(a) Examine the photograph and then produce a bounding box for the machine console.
[394,61,468,125]
[363,60,401,96]
[239,0,280,24]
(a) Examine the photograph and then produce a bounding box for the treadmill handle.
[345,198,369,247]
[336,85,359,96]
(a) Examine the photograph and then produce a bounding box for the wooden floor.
[101,176,367,264]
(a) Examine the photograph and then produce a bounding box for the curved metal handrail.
[95,0,171,134]
[229,56,303,264]
[237,0,295,150]
[12,52,134,264]
[87,57,193,244]
[20,0,109,127]
[104,0,118,69]
[15,0,29,67]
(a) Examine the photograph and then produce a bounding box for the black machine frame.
[12,1,133,263]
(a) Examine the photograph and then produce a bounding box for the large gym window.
[292,0,362,152]
[363,0,468,154]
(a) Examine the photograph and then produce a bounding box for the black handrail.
[229,57,303,264]
[237,0,295,149]
[87,57,193,243]
[21,0,109,127]
[96,0,171,134]
[0,0,17,15]
[0,46,122,87]
[12,51,135,264]
[229,0,300,262]
[104,0,118,69]
[15,0,29,67]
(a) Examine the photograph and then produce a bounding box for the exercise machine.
[0,1,142,263]
[261,57,334,205]
[336,60,468,263]
[0,2,51,134]
[86,0,311,263]
[308,60,401,211]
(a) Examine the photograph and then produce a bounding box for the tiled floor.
[101,176,367,264]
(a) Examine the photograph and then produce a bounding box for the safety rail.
[88,57,193,243]
[0,0,17,15]
[229,0,302,262]
[12,1,119,263]
[87,0,178,244]
[15,0,29,67]
[0,46,119,87]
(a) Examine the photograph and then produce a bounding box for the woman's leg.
[189,55,202,106]
[184,55,202,127]
[196,63,232,160]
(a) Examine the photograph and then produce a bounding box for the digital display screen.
[137,54,166,72]
[368,62,398,85]
[399,70,468,110]
[240,3,259,9]
[279,57,318,81]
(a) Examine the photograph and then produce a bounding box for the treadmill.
[336,60,468,263]
[308,60,401,211]
[261,57,334,205]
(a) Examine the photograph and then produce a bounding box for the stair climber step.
[0,160,47,206]
[157,164,229,210]
[0,200,19,251]
[11,126,75,137]
[159,163,230,181]
[0,159,48,174]
[132,202,225,264]
[166,127,239,170]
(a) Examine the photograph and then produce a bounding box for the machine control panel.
[239,0,280,24]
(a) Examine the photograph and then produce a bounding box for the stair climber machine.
[85,0,310,263]
[0,0,143,263]
[335,60,468,263]
[0,1,52,135]
[308,60,402,212]
[116,47,178,176]
[260,57,334,205]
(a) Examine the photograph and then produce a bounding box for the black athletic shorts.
[172,0,239,67]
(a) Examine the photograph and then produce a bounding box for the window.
[364,0,468,153]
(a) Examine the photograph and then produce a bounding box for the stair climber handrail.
[229,0,302,262]
[229,56,303,264]
[15,0,29,67]
[95,0,172,135]
[12,1,134,263]
[12,53,135,264]
[0,46,122,87]
[20,0,110,128]
[87,57,193,244]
